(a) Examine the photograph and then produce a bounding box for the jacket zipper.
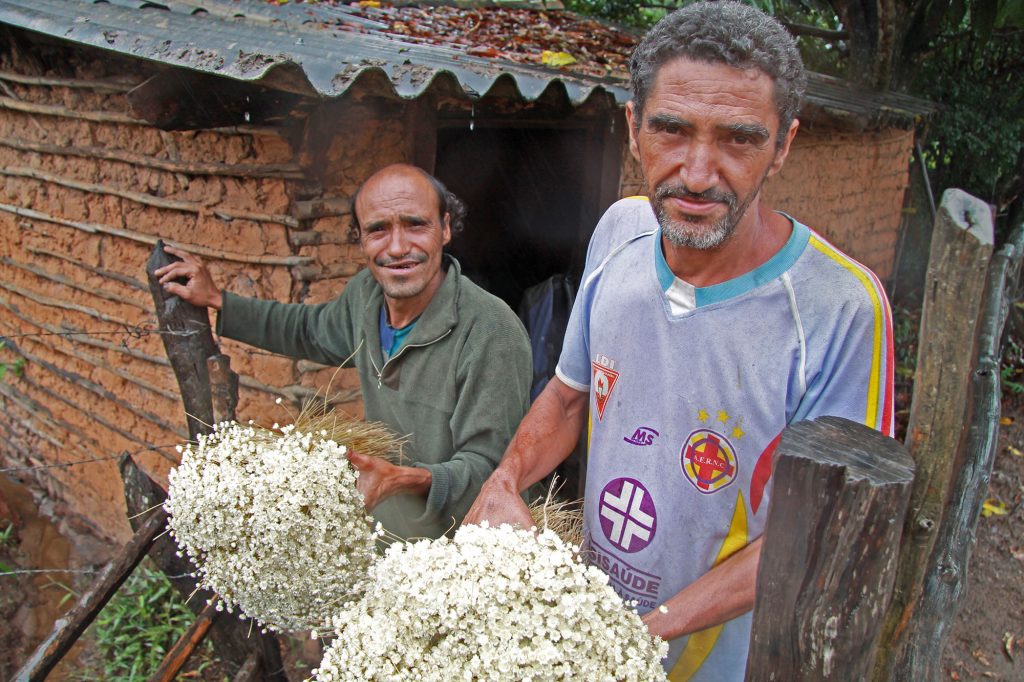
[370,328,453,389]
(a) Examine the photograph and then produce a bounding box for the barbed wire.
[0,568,99,576]
[0,321,205,341]
[0,324,287,359]
[0,444,180,474]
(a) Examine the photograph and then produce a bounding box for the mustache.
[375,253,428,267]
[655,183,736,208]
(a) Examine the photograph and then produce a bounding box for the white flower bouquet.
[165,413,400,633]
[314,523,668,681]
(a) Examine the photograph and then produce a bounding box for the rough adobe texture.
[619,125,913,282]
[0,43,400,540]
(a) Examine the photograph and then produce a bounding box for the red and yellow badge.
[591,359,619,421]
[680,428,738,494]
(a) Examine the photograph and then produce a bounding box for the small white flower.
[315,525,667,681]
[166,421,378,633]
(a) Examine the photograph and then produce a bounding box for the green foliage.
[0,521,14,547]
[892,305,919,382]
[914,30,1024,233]
[1000,335,1024,397]
[0,340,26,382]
[76,562,219,681]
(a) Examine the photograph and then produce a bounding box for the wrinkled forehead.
[355,169,441,222]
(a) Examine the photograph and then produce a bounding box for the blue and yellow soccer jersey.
[556,198,893,681]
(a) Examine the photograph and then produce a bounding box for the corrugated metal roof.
[0,0,934,125]
[0,0,629,106]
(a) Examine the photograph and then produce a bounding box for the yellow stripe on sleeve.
[808,235,885,430]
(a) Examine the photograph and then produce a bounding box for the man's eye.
[732,134,751,145]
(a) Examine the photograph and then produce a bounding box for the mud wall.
[618,125,914,282]
[0,44,409,540]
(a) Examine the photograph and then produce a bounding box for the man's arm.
[641,537,761,640]
[462,376,588,528]
[157,246,358,366]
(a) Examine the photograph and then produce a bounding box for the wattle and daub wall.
[0,39,912,541]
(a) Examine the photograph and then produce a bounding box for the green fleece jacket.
[217,256,532,541]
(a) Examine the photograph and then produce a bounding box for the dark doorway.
[434,126,594,308]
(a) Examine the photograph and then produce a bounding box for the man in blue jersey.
[465,2,894,679]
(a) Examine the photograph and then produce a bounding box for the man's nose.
[385,227,410,256]
[678,141,719,193]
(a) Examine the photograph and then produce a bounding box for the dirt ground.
[940,398,1024,681]
[1,410,1023,680]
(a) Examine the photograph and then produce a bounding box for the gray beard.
[657,209,736,250]
[652,175,767,251]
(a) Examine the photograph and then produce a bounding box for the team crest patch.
[680,429,738,494]
[591,357,619,421]
[598,477,657,553]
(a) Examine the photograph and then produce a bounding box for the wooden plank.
[0,202,313,266]
[0,255,150,311]
[12,509,167,682]
[148,602,219,682]
[747,417,914,681]
[0,165,300,227]
[291,261,362,282]
[0,94,140,124]
[886,226,1024,679]
[0,135,305,179]
[25,245,148,291]
[873,189,995,679]
[0,70,136,92]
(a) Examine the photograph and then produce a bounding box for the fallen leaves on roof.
[283,1,638,79]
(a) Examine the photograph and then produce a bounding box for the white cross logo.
[600,480,655,551]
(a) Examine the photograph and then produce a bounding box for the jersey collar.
[655,214,810,314]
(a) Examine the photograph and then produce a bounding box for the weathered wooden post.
[883,224,1024,679]
[873,189,995,680]
[145,239,236,439]
[140,241,286,680]
[746,417,914,681]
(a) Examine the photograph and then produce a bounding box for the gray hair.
[629,1,806,147]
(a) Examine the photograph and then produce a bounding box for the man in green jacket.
[155,164,532,541]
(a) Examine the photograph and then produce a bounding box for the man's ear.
[442,212,452,246]
[768,118,800,177]
[625,101,641,162]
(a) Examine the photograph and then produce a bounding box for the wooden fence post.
[883,224,1024,679]
[873,189,995,680]
[144,238,235,438]
[746,417,914,681]
[141,241,284,680]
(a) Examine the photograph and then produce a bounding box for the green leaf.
[997,0,1024,27]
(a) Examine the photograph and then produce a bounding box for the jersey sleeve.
[556,198,658,393]
[792,246,895,437]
